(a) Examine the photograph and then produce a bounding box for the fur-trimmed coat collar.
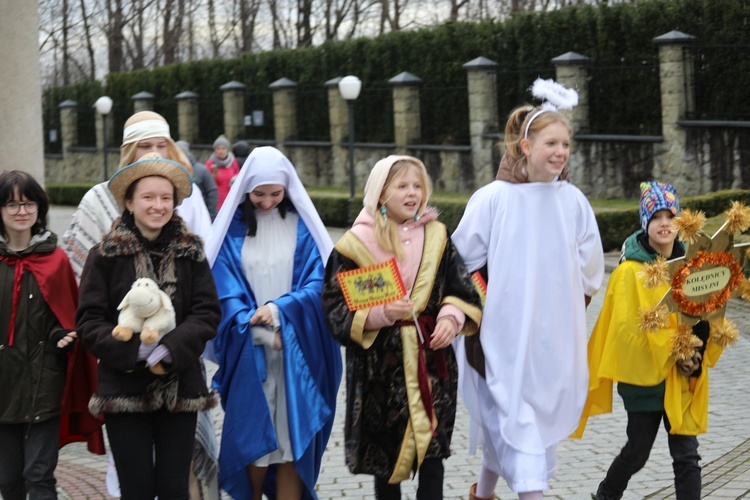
[100,213,205,262]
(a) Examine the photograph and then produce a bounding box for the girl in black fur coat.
[76,154,221,500]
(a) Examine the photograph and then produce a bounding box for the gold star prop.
[639,202,750,359]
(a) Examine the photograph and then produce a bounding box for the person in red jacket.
[205,134,240,209]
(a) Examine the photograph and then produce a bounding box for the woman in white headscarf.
[206,146,342,499]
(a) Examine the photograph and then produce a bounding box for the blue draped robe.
[210,208,342,499]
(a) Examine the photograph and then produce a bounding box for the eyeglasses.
[2,201,39,215]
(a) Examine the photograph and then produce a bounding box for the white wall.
[0,0,45,183]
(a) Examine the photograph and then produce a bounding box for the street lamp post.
[338,76,362,224]
[94,96,113,181]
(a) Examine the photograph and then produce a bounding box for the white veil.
[204,146,333,267]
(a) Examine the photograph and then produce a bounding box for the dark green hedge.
[43,0,750,146]
[46,183,99,206]
[48,185,750,252]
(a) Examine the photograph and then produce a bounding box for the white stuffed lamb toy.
[112,278,176,344]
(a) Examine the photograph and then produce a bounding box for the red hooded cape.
[8,248,105,454]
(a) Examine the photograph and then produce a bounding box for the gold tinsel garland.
[710,318,740,348]
[673,209,706,244]
[670,251,743,316]
[739,279,750,302]
[638,256,669,289]
[640,202,748,365]
[670,323,704,361]
[639,304,670,332]
[725,201,750,235]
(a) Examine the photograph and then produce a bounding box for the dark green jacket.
[0,232,69,424]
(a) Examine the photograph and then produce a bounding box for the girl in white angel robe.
[451,106,604,499]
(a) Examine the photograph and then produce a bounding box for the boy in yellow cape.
[575,181,722,500]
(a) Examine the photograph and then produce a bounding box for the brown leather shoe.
[469,482,495,500]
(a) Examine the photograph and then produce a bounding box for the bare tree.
[237,0,262,53]
[208,0,237,57]
[79,0,97,80]
[208,0,220,57]
[323,0,357,40]
[184,0,196,60]
[379,0,408,33]
[345,0,381,39]
[448,0,469,21]
[162,0,186,64]
[297,0,314,47]
[126,0,148,69]
[268,0,284,48]
[61,0,72,84]
[39,0,63,85]
[105,0,126,73]
[38,0,642,86]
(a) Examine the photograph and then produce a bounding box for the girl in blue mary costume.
[204,146,342,499]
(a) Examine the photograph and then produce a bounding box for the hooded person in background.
[205,135,240,209]
[232,140,251,170]
[177,140,219,220]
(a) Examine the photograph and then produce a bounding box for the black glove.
[51,328,77,352]
[690,320,710,378]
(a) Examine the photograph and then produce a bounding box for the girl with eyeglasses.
[0,170,104,500]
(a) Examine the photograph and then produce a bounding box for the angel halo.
[523,78,579,138]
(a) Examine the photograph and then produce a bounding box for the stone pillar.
[59,100,79,153]
[176,91,200,144]
[269,77,298,148]
[552,52,591,135]
[463,57,499,188]
[326,77,349,189]
[132,91,155,113]
[220,81,246,142]
[389,72,422,151]
[1,1,44,182]
[653,30,697,193]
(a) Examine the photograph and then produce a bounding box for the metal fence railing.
[421,85,469,145]
[44,44,750,154]
[296,85,329,142]
[354,86,394,144]
[686,44,750,122]
[496,67,556,121]
[588,57,661,136]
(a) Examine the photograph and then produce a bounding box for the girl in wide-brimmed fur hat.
[76,153,221,500]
